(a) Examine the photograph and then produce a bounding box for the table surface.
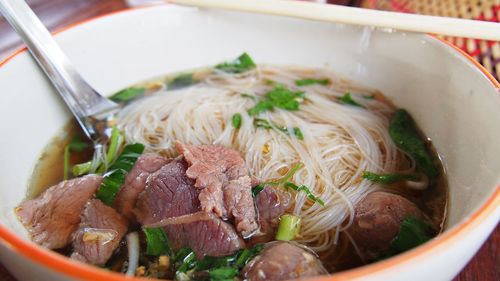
[0,0,498,280]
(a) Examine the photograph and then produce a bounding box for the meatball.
[243,242,327,281]
[349,191,424,258]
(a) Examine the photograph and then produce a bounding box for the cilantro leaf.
[215,53,256,73]
[295,78,329,86]
[248,100,274,116]
[232,113,242,129]
[167,73,196,90]
[391,216,433,252]
[362,171,421,184]
[389,109,438,178]
[339,92,363,107]
[293,127,304,140]
[110,87,145,102]
[265,85,304,111]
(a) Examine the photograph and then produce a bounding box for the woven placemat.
[361,0,500,81]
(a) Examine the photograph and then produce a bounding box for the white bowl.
[0,4,499,281]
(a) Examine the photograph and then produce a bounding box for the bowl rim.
[0,4,499,281]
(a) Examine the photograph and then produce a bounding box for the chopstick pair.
[168,0,500,41]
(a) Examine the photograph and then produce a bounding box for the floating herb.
[215,52,256,73]
[110,87,145,102]
[266,85,304,111]
[168,73,196,90]
[252,118,304,140]
[253,118,273,130]
[389,109,439,178]
[252,162,303,197]
[248,100,274,116]
[232,113,242,129]
[293,127,304,140]
[284,182,325,206]
[248,85,304,115]
[209,267,238,280]
[240,93,257,100]
[295,78,329,86]
[275,214,301,241]
[174,248,197,273]
[339,92,363,107]
[377,216,433,262]
[234,245,264,268]
[251,184,266,197]
[362,171,421,184]
[143,227,172,256]
[95,143,145,205]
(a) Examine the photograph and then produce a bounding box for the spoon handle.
[0,0,118,140]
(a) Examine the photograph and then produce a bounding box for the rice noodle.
[117,65,409,254]
[126,232,140,277]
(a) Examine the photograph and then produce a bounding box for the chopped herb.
[251,184,265,197]
[265,79,276,85]
[196,253,238,271]
[364,94,375,99]
[95,143,145,205]
[215,53,256,73]
[248,85,304,115]
[284,182,325,206]
[252,118,304,140]
[72,162,92,177]
[175,248,197,273]
[99,126,123,173]
[389,109,438,178]
[253,118,273,129]
[339,92,363,107]
[295,78,329,86]
[391,216,433,252]
[253,163,303,197]
[275,214,301,241]
[248,100,274,116]
[143,227,172,256]
[63,136,89,180]
[231,113,242,129]
[168,73,196,90]
[266,85,304,111]
[362,171,421,184]
[240,93,257,100]
[377,216,433,261]
[234,244,264,268]
[209,267,238,280]
[109,87,145,102]
[293,127,304,140]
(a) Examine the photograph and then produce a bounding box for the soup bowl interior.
[0,4,499,281]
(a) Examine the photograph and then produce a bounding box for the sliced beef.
[243,242,327,281]
[15,175,102,249]
[134,157,244,258]
[349,191,425,259]
[175,142,258,237]
[70,199,128,266]
[113,153,170,220]
[250,187,290,245]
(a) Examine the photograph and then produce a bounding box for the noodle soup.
[20,53,447,280]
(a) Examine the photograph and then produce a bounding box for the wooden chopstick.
[168,0,500,41]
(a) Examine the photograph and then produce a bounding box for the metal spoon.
[0,0,120,145]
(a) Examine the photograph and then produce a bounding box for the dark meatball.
[349,191,424,259]
[243,242,327,281]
